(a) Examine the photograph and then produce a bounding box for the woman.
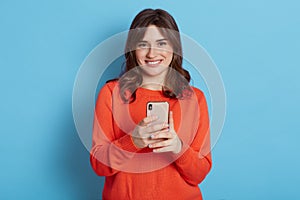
[90,8,212,200]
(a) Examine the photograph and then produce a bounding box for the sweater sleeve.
[90,83,141,177]
[173,90,212,186]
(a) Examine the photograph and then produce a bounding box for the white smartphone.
[146,101,169,125]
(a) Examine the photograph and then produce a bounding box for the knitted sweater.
[90,80,212,200]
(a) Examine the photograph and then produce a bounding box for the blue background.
[1,0,299,199]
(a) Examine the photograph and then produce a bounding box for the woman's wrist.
[172,138,183,154]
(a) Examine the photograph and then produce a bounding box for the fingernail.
[148,144,152,148]
[150,134,155,139]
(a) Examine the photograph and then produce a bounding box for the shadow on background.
[55,56,124,200]
[56,109,104,200]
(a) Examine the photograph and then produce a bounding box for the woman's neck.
[141,76,165,90]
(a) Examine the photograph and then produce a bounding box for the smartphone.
[146,101,169,125]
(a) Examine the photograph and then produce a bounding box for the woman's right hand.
[131,115,169,149]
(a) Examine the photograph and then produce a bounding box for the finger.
[169,111,175,131]
[153,146,173,153]
[131,132,152,139]
[145,123,169,133]
[150,131,173,139]
[139,115,158,126]
[148,139,172,149]
[149,129,169,138]
[147,138,165,147]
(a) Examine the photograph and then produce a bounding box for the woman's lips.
[145,59,163,66]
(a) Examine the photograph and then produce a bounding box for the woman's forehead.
[141,25,167,42]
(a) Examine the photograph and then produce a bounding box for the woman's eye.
[157,42,167,47]
[137,43,148,48]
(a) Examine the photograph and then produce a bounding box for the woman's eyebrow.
[156,39,167,42]
[138,39,167,43]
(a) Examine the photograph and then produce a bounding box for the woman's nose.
[146,46,157,58]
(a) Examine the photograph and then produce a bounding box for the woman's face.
[135,25,173,79]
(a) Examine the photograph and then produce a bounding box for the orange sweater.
[90,80,212,200]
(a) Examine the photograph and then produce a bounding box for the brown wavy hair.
[110,8,192,103]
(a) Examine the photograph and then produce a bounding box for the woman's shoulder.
[102,79,119,91]
[96,79,119,99]
[190,86,206,101]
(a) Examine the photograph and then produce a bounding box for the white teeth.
[147,60,161,65]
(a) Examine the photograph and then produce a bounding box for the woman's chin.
[141,68,168,78]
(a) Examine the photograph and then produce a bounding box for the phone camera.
[148,104,152,110]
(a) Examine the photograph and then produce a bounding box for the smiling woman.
[90,8,212,200]
[135,25,174,86]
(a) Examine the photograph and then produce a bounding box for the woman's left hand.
[148,111,182,154]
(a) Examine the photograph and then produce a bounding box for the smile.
[145,59,163,66]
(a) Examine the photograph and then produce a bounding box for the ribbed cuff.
[169,142,192,164]
[175,147,192,164]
